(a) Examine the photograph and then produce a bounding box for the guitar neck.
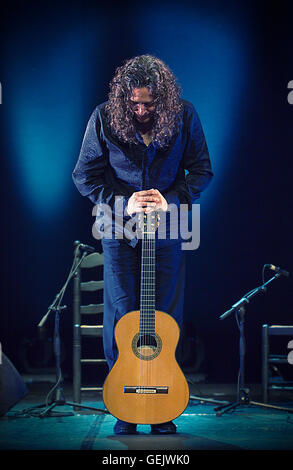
[140,229,156,336]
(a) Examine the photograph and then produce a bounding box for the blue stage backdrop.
[0,0,292,383]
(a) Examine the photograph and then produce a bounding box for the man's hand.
[126,189,168,215]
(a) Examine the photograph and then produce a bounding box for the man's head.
[105,55,183,147]
[129,87,156,125]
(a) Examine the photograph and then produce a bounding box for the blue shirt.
[72,99,213,245]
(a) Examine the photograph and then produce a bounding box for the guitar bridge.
[124,386,168,394]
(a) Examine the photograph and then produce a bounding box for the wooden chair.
[72,243,106,405]
[262,324,293,403]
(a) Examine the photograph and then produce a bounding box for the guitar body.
[103,309,190,424]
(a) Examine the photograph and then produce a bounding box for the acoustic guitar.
[103,211,189,424]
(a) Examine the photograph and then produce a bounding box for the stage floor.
[1,380,293,460]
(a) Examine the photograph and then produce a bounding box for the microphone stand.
[16,242,109,418]
[215,269,293,416]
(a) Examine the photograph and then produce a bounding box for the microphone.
[266,264,290,277]
[78,243,95,253]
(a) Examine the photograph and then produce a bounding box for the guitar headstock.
[137,211,160,237]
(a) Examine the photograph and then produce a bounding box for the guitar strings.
[139,212,156,392]
[147,213,156,389]
[139,217,144,389]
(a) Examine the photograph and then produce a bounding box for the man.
[72,54,213,435]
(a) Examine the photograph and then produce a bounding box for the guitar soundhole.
[132,333,162,361]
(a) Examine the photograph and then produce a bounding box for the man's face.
[129,87,156,124]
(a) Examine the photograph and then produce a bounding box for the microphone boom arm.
[219,272,282,321]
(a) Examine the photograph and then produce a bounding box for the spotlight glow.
[6,33,86,217]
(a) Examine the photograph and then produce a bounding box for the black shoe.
[114,419,138,435]
[151,421,177,434]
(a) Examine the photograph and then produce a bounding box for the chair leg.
[73,323,81,407]
[262,325,269,403]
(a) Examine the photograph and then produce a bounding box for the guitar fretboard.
[139,230,156,336]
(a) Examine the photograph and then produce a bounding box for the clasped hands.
[126,189,168,215]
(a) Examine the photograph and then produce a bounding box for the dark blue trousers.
[101,238,186,370]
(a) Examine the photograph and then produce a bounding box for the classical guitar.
[103,211,189,424]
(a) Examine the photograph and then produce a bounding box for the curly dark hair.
[105,55,183,148]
